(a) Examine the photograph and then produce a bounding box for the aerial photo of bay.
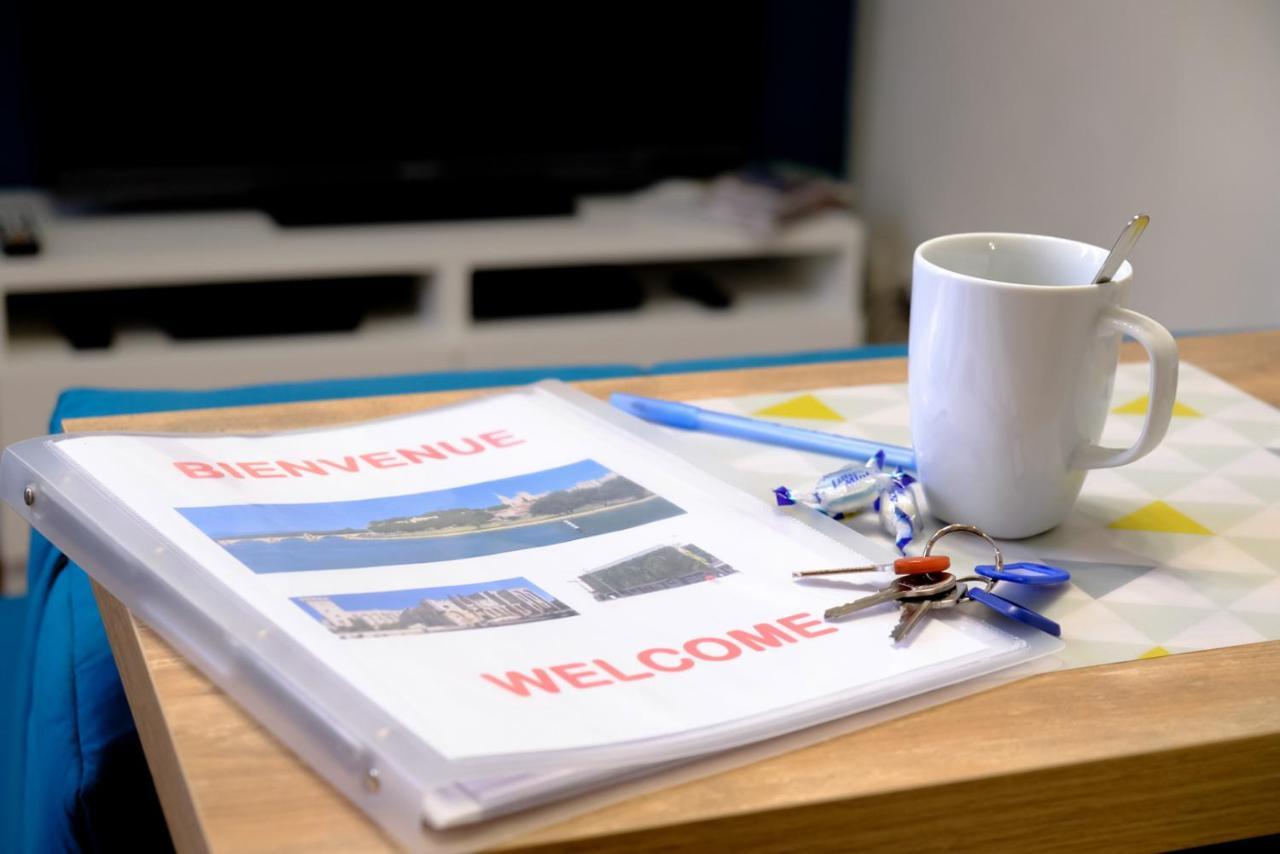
[177,459,684,573]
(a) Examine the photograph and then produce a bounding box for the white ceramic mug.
[908,233,1178,538]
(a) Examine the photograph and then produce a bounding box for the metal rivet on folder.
[364,768,381,793]
[23,485,35,506]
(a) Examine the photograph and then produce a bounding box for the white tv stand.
[0,190,864,589]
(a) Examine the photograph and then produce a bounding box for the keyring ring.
[952,574,998,594]
[924,523,1003,579]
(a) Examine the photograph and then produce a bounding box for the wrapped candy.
[875,473,921,554]
[773,450,922,553]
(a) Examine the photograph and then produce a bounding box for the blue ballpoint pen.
[610,392,917,472]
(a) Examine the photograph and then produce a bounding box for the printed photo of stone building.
[295,577,577,639]
[577,544,737,601]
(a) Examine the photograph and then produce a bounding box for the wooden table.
[81,330,1280,853]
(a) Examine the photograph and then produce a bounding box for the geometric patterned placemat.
[677,362,1280,669]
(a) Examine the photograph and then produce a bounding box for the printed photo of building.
[295,577,578,639]
[577,544,737,601]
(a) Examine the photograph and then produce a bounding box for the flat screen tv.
[5,2,854,225]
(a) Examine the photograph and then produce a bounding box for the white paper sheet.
[42,383,1043,831]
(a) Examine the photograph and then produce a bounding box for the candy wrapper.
[773,450,922,553]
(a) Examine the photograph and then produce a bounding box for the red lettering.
[178,433,527,481]
[480,615,839,697]
[480,429,525,449]
[727,624,797,651]
[778,613,838,639]
[481,669,561,697]
[318,456,360,473]
[550,662,613,689]
[437,438,485,456]
[397,445,447,464]
[277,459,328,477]
[239,461,285,479]
[637,647,693,673]
[174,461,223,479]
[360,451,407,469]
[593,658,655,683]
[684,637,741,662]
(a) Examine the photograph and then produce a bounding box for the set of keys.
[794,523,1070,644]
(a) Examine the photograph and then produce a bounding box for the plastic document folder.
[1,382,1059,849]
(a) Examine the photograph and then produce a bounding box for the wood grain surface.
[76,330,1280,853]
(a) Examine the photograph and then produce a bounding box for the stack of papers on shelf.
[1,382,1059,849]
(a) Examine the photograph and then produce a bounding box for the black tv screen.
[8,2,853,223]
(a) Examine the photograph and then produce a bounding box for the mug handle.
[1071,306,1179,470]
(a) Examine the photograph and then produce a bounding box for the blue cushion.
[0,595,28,847]
[11,543,168,852]
[50,363,642,425]
[649,342,908,374]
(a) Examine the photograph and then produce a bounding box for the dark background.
[1,2,854,224]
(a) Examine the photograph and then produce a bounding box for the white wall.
[854,0,1280,333]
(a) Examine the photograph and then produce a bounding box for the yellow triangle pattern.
[753,394,844,421]
[1111,395,1201,417]
[1108,501,1213,535]
[1139,646,1171,659]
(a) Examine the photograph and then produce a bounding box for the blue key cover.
[967,588,1061,636]
[974,561,1071,585]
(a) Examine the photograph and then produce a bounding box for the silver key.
[917,581,970,611]
[890,583,965,644]
[824,572,955,621]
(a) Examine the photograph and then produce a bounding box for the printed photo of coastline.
[576,543,737,601]
[177,459,685,573]
[295,577,578,639]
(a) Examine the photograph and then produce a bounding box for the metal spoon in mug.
[1092,213,1150,284]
